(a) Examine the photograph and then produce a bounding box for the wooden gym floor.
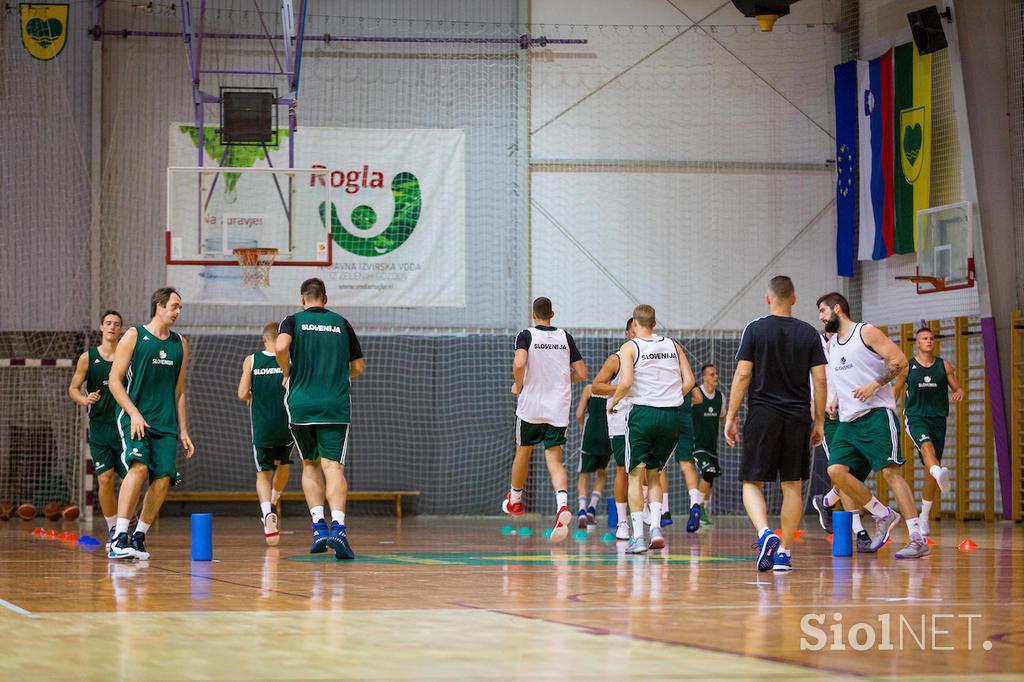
[1,514,1022,680]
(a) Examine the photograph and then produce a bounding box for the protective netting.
[172,328,763,516]
[0,366,83,510]
[8,0,999,518]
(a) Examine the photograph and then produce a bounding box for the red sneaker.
[501,493,524,516]
[549,506,572,542]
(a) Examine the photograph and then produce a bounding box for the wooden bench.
[165,490,420,518]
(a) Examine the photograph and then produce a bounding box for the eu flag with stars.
[834,61,858,277]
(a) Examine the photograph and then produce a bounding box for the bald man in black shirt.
[725,276,826,573]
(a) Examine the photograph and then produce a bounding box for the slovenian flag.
[857,50,895,261]
[834,61,858,277]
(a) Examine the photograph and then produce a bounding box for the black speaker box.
[907,6,949,55]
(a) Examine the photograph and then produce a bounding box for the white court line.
[0,598,39,619]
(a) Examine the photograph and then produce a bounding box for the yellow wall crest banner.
[20,3,69,61]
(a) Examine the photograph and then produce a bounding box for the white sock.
[661,493,669,512]
[631,512,646,539]
[616,502,628,524]
[260,501,272,518]
[865,497,889,518]
[556,489,568,509]
[929,464,943,481]
[649,502,663,528]
[510,487,523,503]
[688,489,705,507]
[778,545,790,556]
[115,518,130,534]
[270,489,281,504]
[852,513,865,533]
[921,499,933,519]
[906,516,921,538]
[589,490,602,510]
[135,521,150,535]
[578,496,588,512]
[824,488,841,507]
[105,515,117,530]
[310,506,325,523]
[331,510,346,526]
[758,526,771,539]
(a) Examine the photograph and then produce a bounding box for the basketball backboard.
[166,166,332,266]
[896,201,974,294]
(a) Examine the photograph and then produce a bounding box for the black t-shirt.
[736,315,826,417]
[515,325,583,363]
[279,307,364,360]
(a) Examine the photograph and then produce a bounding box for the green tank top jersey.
[692,388,723,454]
[250,351,292,447]
[119,325,183,437]
[286,308,355,425]
[904,356,949,417]
[584,395,609,434]
[86,346,117,424]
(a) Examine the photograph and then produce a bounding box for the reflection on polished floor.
[1,515,1022,680]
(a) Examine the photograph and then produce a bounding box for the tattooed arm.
[852,325,909,402]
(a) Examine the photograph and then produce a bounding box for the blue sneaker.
[773,551,793,572]
[327,522,355,560]
[686,504,701,533]
[309,521,330,554]
[586,506,597,525]
[756,529,781,572]
[577,509,588,529]
[660,511,673,527]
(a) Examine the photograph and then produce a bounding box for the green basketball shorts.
[253,443,294,472]
[904,414,948,462]
[515,418,567,450]
[90,421,127,478]
[625,404,683,472]
[291,424,349,464]
[828,408,905,475]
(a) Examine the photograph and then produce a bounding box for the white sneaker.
[933,467,952,493]
[615,522,631,540]
[263,512,280,546]
[648,527,666,550]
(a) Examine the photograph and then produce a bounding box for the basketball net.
[233,247,278,288]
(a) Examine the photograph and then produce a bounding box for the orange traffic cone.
[958,539,978,552]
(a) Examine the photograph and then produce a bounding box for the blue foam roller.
[191,513,213,561]
[832,510,853,557]
[607,496,617,528]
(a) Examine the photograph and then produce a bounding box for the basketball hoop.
[894,274,946,290]
[233,247,278,288]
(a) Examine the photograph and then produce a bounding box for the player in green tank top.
[574,384,611,528]
[894,326,963,538]
[238,322,294,546]
[277,278,365,560]
[690,364,725,525]
[108,288,194,561]
[68,310,125,543]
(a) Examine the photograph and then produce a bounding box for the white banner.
[167,125,465,307]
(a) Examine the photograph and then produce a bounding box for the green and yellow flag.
[893,42,931,254]
[20,3,68,61]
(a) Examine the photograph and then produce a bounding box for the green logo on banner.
[320,172,422,257]
[20,3,68,61]
[900,107,926,183]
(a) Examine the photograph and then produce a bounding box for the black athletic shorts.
[739,404,811,482]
